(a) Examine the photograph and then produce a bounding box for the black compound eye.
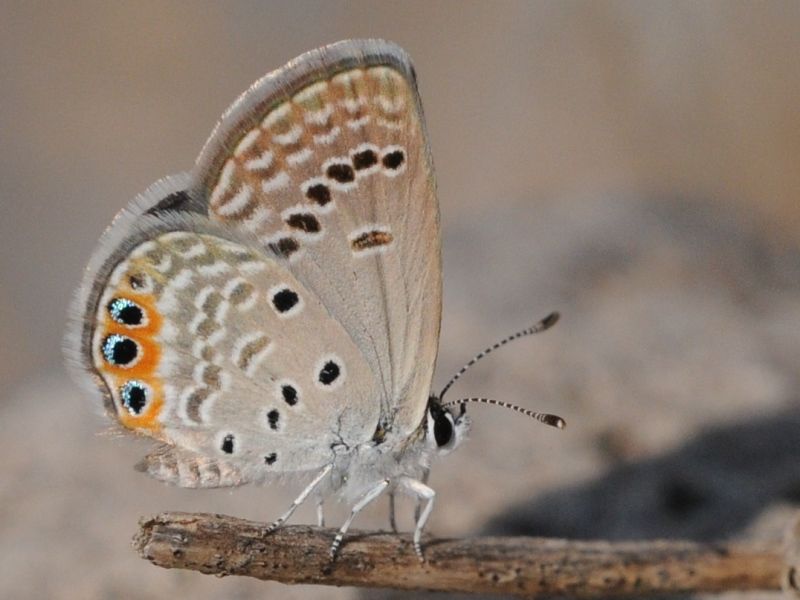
[108,298,145,326]
[271,287,299,314]
[433,411,454,448]
[318,360,340,385]
[120,380,149,415]
[102,334,139,366]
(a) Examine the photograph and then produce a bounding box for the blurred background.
[1,2,799,598]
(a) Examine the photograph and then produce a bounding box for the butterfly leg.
[316,494,325,528]
[329,479,389,560]
[398,477,435,563]
[264,464,332,534]
[388,491,398,532]
[413,466,431,524]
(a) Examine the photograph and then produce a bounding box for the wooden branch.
[133,511,792,597]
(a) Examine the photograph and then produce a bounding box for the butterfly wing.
[69,177,382,483]
[191,39,442,437]
[67,40,440,488]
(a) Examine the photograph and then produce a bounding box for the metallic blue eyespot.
[120,380,149,415]
[102,334,139,366]
[107,297,145,326]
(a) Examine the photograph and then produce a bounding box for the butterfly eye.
[101,334,140,367]
[120,380,150,415]
[107,297,146,327]
[433,410,455,448]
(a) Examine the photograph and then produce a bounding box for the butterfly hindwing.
[192,40,442,437]
[85,215,381,479]
[135,444,247,489]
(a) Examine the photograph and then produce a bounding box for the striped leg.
[413,466,431,523]
[398,477,435,562]
[264,464,332,534]
[330,479,389,560]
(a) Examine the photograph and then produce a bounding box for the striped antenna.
[441,397,566,430]
[438,311,560,401]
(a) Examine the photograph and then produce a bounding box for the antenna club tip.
[542,311,560,329]
[545,415,566,429]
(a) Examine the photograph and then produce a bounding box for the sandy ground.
[1,3,799,599]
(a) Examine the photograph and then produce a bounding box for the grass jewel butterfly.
[66,39,564,562]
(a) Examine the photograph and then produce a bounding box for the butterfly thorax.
[325,395,469,500]
[326,426,430,500]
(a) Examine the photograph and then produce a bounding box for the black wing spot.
[264,452,278,465]
[221,434,235,454]
[318,360,341,385]
[382,150,405,170]
[285,213,321,233]
[306,183,331,206]
[271,288,299,313]
[267,409,280,431]
[268,237,300,258]
[281,384,298,406]
[120,380,148,415]
[326,163,355,183]
[352,149,378,170]
[102,335,138,366]
[128,274,146,289]
[108,298,144,326]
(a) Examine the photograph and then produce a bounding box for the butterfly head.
[423,312,566,457]
[425,395,470,456]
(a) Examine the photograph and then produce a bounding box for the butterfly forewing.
[193,40,442,437]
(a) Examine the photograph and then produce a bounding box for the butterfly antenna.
[441,397,566,429]
[438,311,560,401]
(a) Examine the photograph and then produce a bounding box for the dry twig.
[133,511,790,597]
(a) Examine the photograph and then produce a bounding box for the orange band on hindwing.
[94,267,166,434]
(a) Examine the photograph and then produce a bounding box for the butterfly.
[66,39,564,562]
